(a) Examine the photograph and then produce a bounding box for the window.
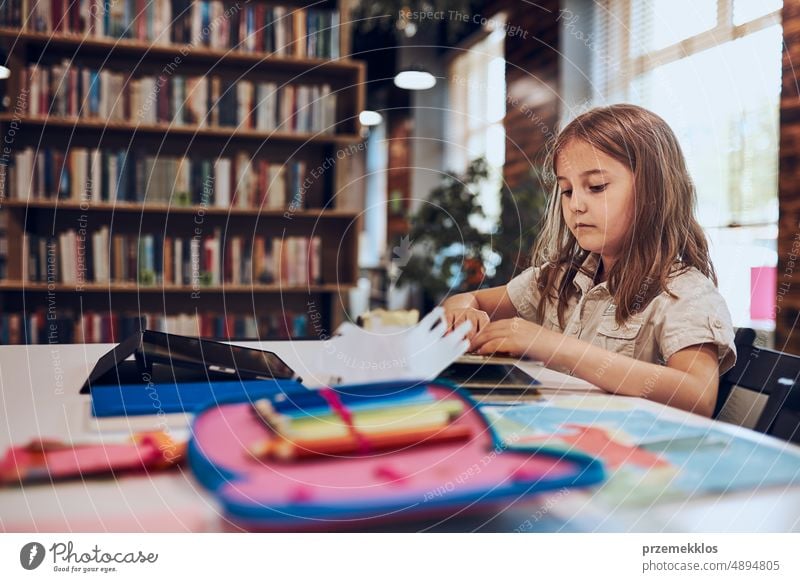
[589,0,782,330]
[446,25,506,225]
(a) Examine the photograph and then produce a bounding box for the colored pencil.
[250,423,473,461]
[254,398,465,441]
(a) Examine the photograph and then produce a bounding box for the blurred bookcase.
[0,0,364,344]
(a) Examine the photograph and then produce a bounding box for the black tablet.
[438,355,540,394]
[80,330,301,393]
[139,331,299,381]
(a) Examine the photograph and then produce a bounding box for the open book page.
[516,361,603,393]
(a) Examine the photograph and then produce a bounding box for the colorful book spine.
[0,310,310,344]
[17,2,339,55]
[22,229,322,288]
[4,148,311,211]
[22,62,337,135]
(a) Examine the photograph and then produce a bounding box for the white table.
[1,341,799,532]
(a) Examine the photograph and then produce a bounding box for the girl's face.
[556,139,636,266]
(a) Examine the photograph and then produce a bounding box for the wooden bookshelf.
[0,28,357,76]
[0,281,346,293]
[0,0,365,344]
[1,199,360,218]
[0,116,364,146]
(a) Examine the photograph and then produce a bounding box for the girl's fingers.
[444,308,492,343]
[450,312,468,335]
[446,310,466,332]
[444,310,455,330]
[450,319,473,341]
[471,328,488,348]
[471,328,497,350]
[449,312,460,332]
[476,338,503,355]
[471,319,519,351]
[461,311,488,339]
[474,312,490,334]
[469,313,484,337]
[472,320,508,343]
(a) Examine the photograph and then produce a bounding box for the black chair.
[715,328,800,443]
[756,376,800,443]
[715,327,758,418]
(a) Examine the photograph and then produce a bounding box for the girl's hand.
[470,317,549,359]
[444,307,490,344]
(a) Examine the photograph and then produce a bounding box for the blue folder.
[90,379,309,418]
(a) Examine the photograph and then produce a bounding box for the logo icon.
[20,542,46,570]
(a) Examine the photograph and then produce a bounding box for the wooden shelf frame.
[0,27,358,78]
[0,115,364,145]
[1,199,360,219]
[0,281,352,293]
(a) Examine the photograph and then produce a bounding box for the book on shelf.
[0,309,311,344]
[22,229,323,287]
[9,1,340,59]
[22,61,338,134]
[4,146,309,210]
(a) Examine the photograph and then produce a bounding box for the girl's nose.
[569,188,588,213]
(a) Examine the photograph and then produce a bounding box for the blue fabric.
[90,379,308,417]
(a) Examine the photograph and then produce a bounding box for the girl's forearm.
[537,329,715,416]
[443,286,519,320]
[441,292,479,310]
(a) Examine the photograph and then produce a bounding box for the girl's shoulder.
[663,265,718,295]
[650,265,727,317]
[650,265,736,373]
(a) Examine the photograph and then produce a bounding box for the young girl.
[443,104,735,416]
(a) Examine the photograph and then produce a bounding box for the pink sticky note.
[750,266,777,321]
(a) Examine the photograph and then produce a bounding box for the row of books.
[0,310,312,344]
[9,1,341,59]
[23,229,323,287]
[6,147,308,210]
[25,62,338,133]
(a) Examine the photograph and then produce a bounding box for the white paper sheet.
[301,307,472,387]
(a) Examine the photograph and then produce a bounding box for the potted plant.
[396,159,547,308]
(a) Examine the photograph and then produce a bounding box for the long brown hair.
[532,104,716,327]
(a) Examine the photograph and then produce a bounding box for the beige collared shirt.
[506,253,736,373]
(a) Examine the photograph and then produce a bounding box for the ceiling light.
[359,110,383,126]
[394,69,436,91]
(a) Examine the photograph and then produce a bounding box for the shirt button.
[571,328,579,335]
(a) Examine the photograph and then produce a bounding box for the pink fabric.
[2,442,162,482]
[44,445,158,476]
[373,464,408,483]
[193,385,580,509]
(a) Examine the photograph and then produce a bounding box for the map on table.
[481,397,800,506]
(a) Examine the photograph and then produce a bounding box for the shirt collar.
[572,253,605,295]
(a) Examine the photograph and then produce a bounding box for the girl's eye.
[561,189,572,197]
[589,183,608,193]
